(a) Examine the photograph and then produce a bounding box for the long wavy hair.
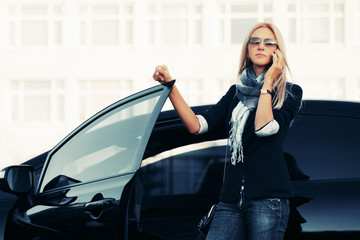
[238,22,289,109]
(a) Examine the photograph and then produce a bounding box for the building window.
[79,4,134,46]
[8,5,63,47]
[287,1,345,45]
[147,4,203,46]
[11,79,65,122]
[78,79,133,120]
[217,2,273,45]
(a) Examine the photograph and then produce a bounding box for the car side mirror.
[0,165,34,195]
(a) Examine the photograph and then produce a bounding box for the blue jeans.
[206,198,289,240]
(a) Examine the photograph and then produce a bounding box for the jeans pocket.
[264,198,281,211]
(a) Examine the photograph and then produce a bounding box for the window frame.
[10,79,65,122]
[286,0,345,47]
[146,3,203,47]
[7,4,63,47]
[78,3,134,47]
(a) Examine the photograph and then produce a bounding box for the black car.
[1,81,360,240]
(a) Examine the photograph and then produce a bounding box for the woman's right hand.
[153,65,173,84]
[153,65,200,134]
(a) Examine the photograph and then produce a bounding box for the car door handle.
[84,198,116,211]
[84,198,116,219]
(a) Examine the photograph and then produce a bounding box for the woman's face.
[247,27,277,71]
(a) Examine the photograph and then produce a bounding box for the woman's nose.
[258,40,265,49]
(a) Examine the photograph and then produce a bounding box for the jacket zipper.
[238,176,245,209]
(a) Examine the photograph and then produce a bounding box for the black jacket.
[201,83,303,202]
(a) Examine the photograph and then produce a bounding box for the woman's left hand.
[264,49,284,84]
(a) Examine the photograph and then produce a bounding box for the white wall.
[0,0,359,169]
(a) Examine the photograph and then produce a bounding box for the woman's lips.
[255,54,266,57]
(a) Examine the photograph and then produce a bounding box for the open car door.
[6,81,174,240]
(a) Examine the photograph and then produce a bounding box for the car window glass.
[40,92,161,192]
[140,140,227,196]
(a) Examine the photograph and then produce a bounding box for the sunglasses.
[248,37,277,47]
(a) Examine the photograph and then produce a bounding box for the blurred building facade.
[0,0,359,168]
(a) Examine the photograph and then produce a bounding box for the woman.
[153,22,302,240]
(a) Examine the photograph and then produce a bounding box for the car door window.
[140,140,227,196]
[39,89,166,192]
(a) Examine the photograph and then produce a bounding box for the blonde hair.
[238,22,289,109]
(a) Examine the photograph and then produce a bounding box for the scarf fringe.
[229,67,265,165]
[229,107,250,165]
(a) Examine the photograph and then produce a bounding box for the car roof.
[297,100,360,118]
[158,100,360,122]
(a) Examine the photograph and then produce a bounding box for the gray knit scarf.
[229,67,267,165]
